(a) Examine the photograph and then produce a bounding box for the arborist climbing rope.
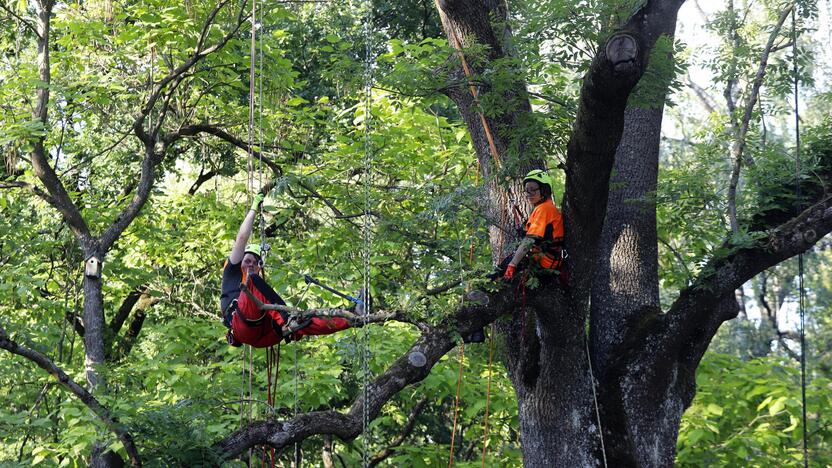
[498,169,567,285]
[220,192,359,348]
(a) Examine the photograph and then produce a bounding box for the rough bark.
[434,0,540,262]
[591,108,662,377]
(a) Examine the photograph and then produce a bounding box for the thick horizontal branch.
[214,283,519,459]
[0,180,58,205]
[0,325,141,467]
[667,195,832,346]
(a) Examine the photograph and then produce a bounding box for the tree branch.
[0,325,142,467]
[100,1,247,253]
[0,180,58,205]
[369,397,429,467]
[667,195,832,353]
[164,123,284,176]
[564,0,682,301]
[0,2,40,38]
[27,0,92,245]
[214,283,518,458]
[133,0,248,143]
[110,286,147,335]
[727,3,794,233]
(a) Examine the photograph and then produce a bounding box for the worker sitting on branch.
[220,192,361,348]
[500,169,567,284]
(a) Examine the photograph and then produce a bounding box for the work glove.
[250,192,264,211]
[502,264,516,281]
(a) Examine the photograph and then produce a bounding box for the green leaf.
[768,397,786,416]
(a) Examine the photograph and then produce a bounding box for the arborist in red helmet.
[220,193,353,348]
[501,169,566,283]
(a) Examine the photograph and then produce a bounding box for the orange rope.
[480,323,495,466]
[448,343,466,467]
[444,19,502,169]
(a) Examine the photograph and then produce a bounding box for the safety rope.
[448,235,468,468]
[244,2,257,465]
[480,323,495,468]
[443,24,501,169]
[585,334,608,468]
[262,345,279,468]
[437,6,527,263]
[246,0,256,206]
[447,343,465,468]
[257,0,267,263]
[293,345,300,467]
[791,10,809,467]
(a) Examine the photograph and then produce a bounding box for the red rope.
[448,343,466,468]
[480,323,496,467]
[260,345,279,468]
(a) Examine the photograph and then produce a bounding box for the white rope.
[585,336,607,468]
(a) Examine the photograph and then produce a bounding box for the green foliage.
[628,34,688,109]
[2,0,831,465]
[677,353,832,467]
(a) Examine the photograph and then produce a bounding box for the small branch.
[425,279,463,296]
[0,325,142,467]
[110,286,147,335]
[188,167,219,195]
[369,397,429,467]
[658,237,693,285]
[0,180,58,205]
[65,311,85,338]
[164,123,283,176]
[686,75,718,114]
[727,3,794,233]
[0,2,40,38]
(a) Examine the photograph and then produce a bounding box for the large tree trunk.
[437,1,684,466]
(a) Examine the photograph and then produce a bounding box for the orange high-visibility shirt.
[524,198,564,241]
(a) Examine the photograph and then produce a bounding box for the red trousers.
[231,281,350,348]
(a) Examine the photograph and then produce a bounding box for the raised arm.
[229,194,263,264]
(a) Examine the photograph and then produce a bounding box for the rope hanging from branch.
[791,8,809,468]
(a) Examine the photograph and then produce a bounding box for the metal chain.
[361,0,373,464]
